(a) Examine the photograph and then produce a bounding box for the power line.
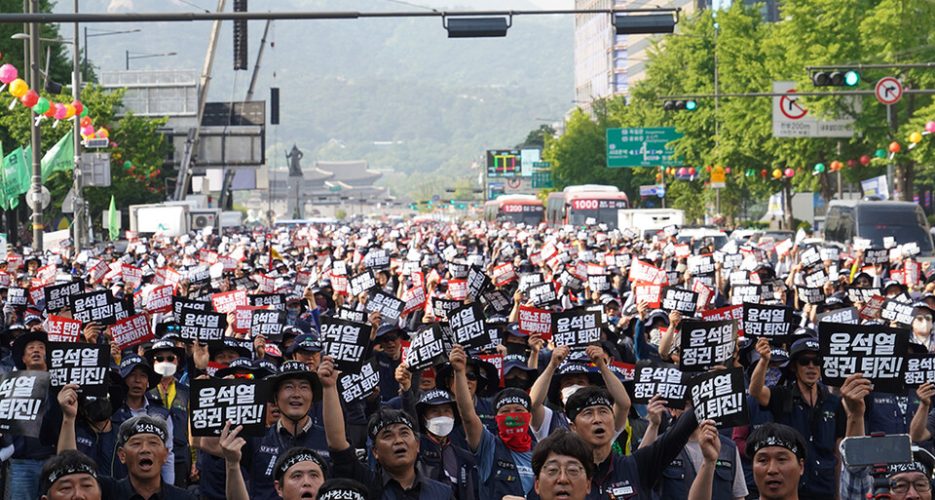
[175,0,212,13]
[379,0,439,13]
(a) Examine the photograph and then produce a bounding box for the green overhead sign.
[606,127,682,168]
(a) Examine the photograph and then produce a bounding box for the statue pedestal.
[286,174,304,219]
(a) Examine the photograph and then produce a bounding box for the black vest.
[652,436,738,500]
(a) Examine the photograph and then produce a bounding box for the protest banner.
[144,285,175,315]
[865,248,889,265]
[87,260,108,284]
[742,303,795,343]
[449,304,489,349]
[249,294,285,310]
[173,297,210,323]
[492,263,517,286]
[518,273,543,294]
[528,282,558,308]
[816,307,859,325]
[431,298,461,321]
[481,290,512,315]
[690,368,749,428]
[679,319,736,372]
[518,305,552,339]
[7,287,27,307]
[338,360,381,404]
[72,290,121,325]
[629,260,667,284]
[364,249,390,269]
[122,264,143,290]
[44,281,84,313]
[633,360,686,409]
[250,310,286,340]
[905,354,935,388]
[44,315,83,342]
[349,271,377,296]
[587,274,611,293]
[402,286,427,315]
[449,262,469,279]
[110,314,154,351]
[799,246,822,268]
[211,290,248,314]
[633,282,663,308]
[467,266,490,300]
[0,371,50,437]
[232,305,263,335]
[48,343,109,396]
[405,325,446,371]
[190,378,267,437]
[797,286,826,305]
[178,310,227,343]
[448,279,468,301]
[662,287,699,315]
[320,317,371,372]
[847,287,877,305]
[881,299,915,327]
[819,322,909,392]
[366,291,405,323]
[336,306,366,324]
[551,308,601,349]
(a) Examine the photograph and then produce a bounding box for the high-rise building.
[573,0,779,109]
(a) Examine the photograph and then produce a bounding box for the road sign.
[531,171,553,189]
[875,77,903,105]
[82,138,110,149]
[532,161,551,169]
[606,127,682,168]
[710,166,726,188]
[772,81,855,138]
[26,186,51,211]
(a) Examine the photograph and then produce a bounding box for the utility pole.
[72,0,85,250]
[28,0,43,251]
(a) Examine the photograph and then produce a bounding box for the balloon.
[97,128,109,138]
[875,149,886,159]
[79,107,88,118]
[71,100,83,116]
[771,168,782,179]
[19,89,38,107]
[688,167,696,176]
[927,121,935,134]
[831,160,843,172]
[860,155,871,166]
[705,165,712,173]
[655,173,663,182]
[80,116,92,128]
[784,168,795,178]
[33,96,49,114]
[64,104,76,119]
[53,103,67,120]
[81,125,94,136]
[725,167,731,174]
[678,167,687,176]
[8,78,28,98]
[910,132,923,144]
[43,105,56,118]
[847,159,857,169]
[814,163,826,173]
[760,169,767,178]
[0,64,17,84]
[889,141,901,154]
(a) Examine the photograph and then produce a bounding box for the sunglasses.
[797,357,820,367]
[155,355,177,363]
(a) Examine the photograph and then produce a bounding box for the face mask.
[504,377,530,390]
[81,396,113,422]
[154,361,177,378]
[506,343,527,356]
[561,384,584,405]
[496,412,532,452]
[425,416,455,437]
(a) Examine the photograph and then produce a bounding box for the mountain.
[57,0,574,195]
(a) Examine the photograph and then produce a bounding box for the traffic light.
[663,100,697,112]
[812,70,860,87]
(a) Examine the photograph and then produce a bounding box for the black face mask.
[504,377,531,391]
[506,343,528,357]
[81,396,113,423]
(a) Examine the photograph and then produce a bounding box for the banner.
[250,310,286,340]
[144,285,175,314]
[364,249,389,269]
[404,325,445,371]
[742,303,794,343]
[449,304,489,349]
[44,281,85,313]
[551,308,601,348]
[447,279,468,301]
[48,343,109,396]
[72,290,121,325]
[679,318,736,372]
[190,378,267,437]
[249,294,285,310]
[7,287,27,307]
[633,360,686,409]
[518,305,552,339]
[861,174,890,200]
[662,287,699,315]
[338,360,380,403]
[401,286,426,315]
[0,370,50,437]
[797,286,826,305]
[690,368,748,428]
[629,260,667,284]
[431,298,461,321]
[881,299,914,327]
[481,290,513,315]
[466,266,490,300]
[211,290,248,314]
[518,273,543,294]
[232,305,262,334]
[905,354,935,388]
[816,307,859,325]
[111,314,154,351]
[349,271,377,296]
[44,315,83,342]
[366,291,405,323]
[320,317,371,372]
[528,282,558,307]
[492,263,517,287]
[633,282,663,308]
[819,322,908,392]
[336,306,366,323]
[178,310,227,343]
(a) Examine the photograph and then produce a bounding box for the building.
[573,0,779,108]
[266,157,394,218]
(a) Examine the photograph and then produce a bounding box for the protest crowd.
[1,219,935,500]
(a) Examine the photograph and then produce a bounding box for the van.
[823,200,934,255]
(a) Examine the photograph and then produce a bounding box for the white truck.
[129,203,243,236]
[617,208,685,238]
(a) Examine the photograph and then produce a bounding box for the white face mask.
[426,416,455,437]
[561,384,585,405]
[154,361,177,378]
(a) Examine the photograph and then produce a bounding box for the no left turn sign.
[875,77,903,105]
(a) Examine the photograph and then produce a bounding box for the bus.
[483,195,545,225]
[546,185,629,228]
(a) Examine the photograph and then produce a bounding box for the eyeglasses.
[541,462,585,479]
[890,478,932,493]
[155,355,176,363]
[797,357,820,367]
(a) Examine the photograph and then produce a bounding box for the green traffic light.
[844,70,860,86]
[685,100,698,111]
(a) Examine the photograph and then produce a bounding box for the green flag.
[40,130,74,182]
[19,146,32,195]
[1,147,26,211]
[108,195,118,241]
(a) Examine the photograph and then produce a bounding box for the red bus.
[546,185,629,228]
[483,195,545,225]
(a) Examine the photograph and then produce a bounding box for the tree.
[515,124,555,149]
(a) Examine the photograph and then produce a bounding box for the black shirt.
[99,476,196,500]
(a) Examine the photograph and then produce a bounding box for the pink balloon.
[784,168,795,178]
[81,124,94,136]
[677,167,687,176]
[0,64,18,84]
[53,103,67,120]
[927,121,935,134]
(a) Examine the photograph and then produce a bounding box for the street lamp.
[84,27,140,76]
[125,50,177,70]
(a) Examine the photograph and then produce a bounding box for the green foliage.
[335,208,347,220]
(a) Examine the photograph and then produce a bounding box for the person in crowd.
[144,339,192,487]
[745,423,808,500]
[7,329,54,499]
[38,449,102,500]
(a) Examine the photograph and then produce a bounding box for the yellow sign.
[711,165,726,188]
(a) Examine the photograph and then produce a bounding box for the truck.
[617,208,685,238]
[129,203,234,236]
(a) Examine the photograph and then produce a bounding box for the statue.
[286,144,304,177]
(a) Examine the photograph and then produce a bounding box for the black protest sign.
[173,297,209,323]
[320,317,371,372]
[797,286,826,305]
[518,273,543,294]
[0,370,50,437]
[819,322,909,392]
[799,246,822,268]
[905,354,935,388]
[688,254,716,275]
[449,262,469,279]
[405,325,446,371]
[662,287,699,315]
[679,318,736,372]
[179,310,227,342]
[633,360,687,409]
[557,269,584,291]
[349,271,378,296]
[816,307,859,325]
[467,266,490,300]
[431,297,461,321]
[72,290,121,325]
[690,368,748,429]
[742,303,795,344]
[44,281,85,313]
[881,299,915,327]
[250,310,286,340]
[481,290,513,315]
[365,291,405,323]
[449,303,489,349]
[551,308,602,349]
[48,343,109,396]
[190,378,267,437]
[364,249,390,269]
[338,360,381,403]
[336,306,367,323]
[731,285,767,305]
[865,248,889,265]
[587,274,611,292]
[804,268,829,288]
[6,287,27,306]
[528,282,558,308]
[847,287,877,304]
[249,294,285,310]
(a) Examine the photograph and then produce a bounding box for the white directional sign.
[875,77,903,105]
[772,81,855,138]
